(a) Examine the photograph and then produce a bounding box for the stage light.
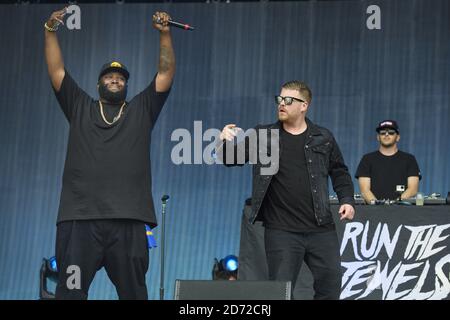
[212,255,238,280]
[222,255,238,272]
[39,256,59,300]
[48,256,58,272]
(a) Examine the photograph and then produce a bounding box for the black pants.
[264,228,342,300]
[55,219,149,300]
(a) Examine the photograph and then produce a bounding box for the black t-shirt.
[355,150,421,200]
[53,71,170,227]
[261,127,334,233]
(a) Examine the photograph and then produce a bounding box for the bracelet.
[44,22,58,32]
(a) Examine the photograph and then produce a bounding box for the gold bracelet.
[44,22,58,32]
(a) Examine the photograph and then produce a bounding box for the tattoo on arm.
[159,45,174,74]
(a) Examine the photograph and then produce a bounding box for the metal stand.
[159,195,169,300]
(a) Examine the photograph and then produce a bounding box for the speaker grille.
[174,280,291,300]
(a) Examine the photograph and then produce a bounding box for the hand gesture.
[46,7,67,29]
[152,11,171,33]
[220,124,243,141]
[339,204,355,221]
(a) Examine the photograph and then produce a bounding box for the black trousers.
[264,228,342,300]
[55,219,149,300]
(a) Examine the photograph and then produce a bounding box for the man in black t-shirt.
[219,81,355,299]
[44,8,175,299]
[355,120,421,203]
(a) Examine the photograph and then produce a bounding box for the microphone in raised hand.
[153,12,194,31]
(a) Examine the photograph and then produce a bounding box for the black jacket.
[221,118,355,226]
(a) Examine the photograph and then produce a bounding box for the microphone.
[155,17,195,31]
[161,195,170,202]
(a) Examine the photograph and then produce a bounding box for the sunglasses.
[378,129,398,136]
[275,95,305,106]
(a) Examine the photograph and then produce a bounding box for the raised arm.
[44,8,67,91]
[152,12,175,93]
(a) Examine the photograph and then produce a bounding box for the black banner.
[239,204,450,300]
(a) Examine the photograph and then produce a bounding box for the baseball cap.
[98,61,129,81]
[376,120,399,133]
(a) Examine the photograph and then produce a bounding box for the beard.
[278,111,288,122]
[380,139,397,148]
[98,82,127,104]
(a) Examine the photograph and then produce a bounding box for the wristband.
[44,22,58,32]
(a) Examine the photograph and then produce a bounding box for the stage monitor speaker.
[174,280,291,300]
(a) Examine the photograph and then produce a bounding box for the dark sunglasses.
[275,95,305,106]
[378,129,398,136]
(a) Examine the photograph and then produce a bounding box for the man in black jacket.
[218,80,355,299]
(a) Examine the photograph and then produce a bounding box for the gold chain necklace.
[99,100,126,125]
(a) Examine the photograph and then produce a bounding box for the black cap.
[376,120,399,133]
[98,61,129,81]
